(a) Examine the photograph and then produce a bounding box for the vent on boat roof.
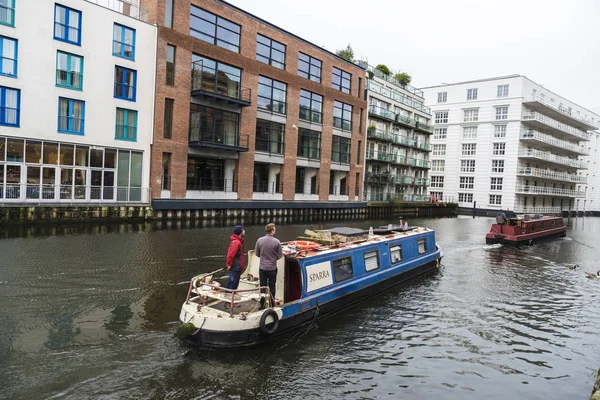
[328,227,369,237]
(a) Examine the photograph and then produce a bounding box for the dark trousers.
[226,270,241,290]
[259,269,277,308]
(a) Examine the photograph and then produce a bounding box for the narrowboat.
[177,224,444,348]
[485,212,566,245]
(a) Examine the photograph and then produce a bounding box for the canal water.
[1,216,599,399]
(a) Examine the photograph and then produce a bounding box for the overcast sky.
[227,0,600,113]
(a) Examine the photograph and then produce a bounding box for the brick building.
[140,0,367,206]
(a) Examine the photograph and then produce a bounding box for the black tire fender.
[259,308,279,336]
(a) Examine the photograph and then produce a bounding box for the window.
[495,106,508,120]
[163,98,174,139]
[115,108,137,141]
[430,176,444,188]
[460,160,475,173]
[491,160,504,173]
[0,0,15,26]
[256,34,285,70]
[332,136,350,164]
[437,92,447,103]
[162,153,171,190]
[114,66,137,101]
[332,257,353,283]
[299,89,323,124]
[390,245,402,263]
[489,194,502,205]
[58,97,84,134]
[165,0,173,28]
[357,140,362,164]
[467,88,478,100]
[192,54,241,100]
[113,24,135,60]
[332,67,351,94]
[432,144,446,156]
[458,193,473,202]
[494,124,506,138]
[255,119,285,155]
[54,4,81,45]
[417,239,426,254]
[364,251,380,272]
[0,36,17,77]
[431,160,445,172]
[435,111,448,124]
[497,85,509,97]
[189,104,240,146]
[297,128,320,160]
[56,51,83,90]
[298,52,321,83]
[258,76,287,114]
[461,143,476,156]
[490,177,503,191]
[166,44,175,85]
[463,109,478,122]
[190,5,240,53]
[433,128,447,140]
[430,191,443,200]
[0,86,19,126]
[462,126,477,139]
[459,176,474,189]
[333,101,352,131]
[492,142,506,156]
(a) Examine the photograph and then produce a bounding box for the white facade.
[585,131,600,212]
[0,0,156,204]
[422,75,599,214]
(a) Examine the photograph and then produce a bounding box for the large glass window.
[58,97,84,134]
[186,156,228,191]
[332,67,351,94]
[299,89,322,124]
[113,24,135,60]
[0,36,17,77]
[332,257,353,283]
[256,34,285,70]
[258,76,286,114]
[255,119,284,155]
[189,104,240,147]
[115,108,137,141]
[0,86,19,127]
[297,128,320,160]
[54,4,81,46]
[190,5,240,53]
[333,100,352,131]
[114,66,137,101]
[0,0,15,27]
[56,51,83,90]
[192,54,241,100]
[331,136,350,164]
[298,52,321,83]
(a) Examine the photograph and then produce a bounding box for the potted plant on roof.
[394,72,412,88]
[375,64,391,78]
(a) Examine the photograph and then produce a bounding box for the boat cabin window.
[390,245,402,263]
[332,257,353,283]
[417,239,426,254]
[364,250,380,272]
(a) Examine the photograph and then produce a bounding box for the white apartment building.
[361,64,432,202]
[422,75,598,215]
[0,0,156,204]
[585,131,600,213]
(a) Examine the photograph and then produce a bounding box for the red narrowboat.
[486,213,566,245]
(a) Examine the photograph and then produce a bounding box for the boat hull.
[485,228,566,246]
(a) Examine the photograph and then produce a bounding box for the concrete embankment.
[591,368,600,400]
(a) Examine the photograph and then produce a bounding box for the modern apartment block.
[0,0,156,204]
[585,131,599,212]
[140,0,367,205]
[361,64,432,202]
[422,75,598,214]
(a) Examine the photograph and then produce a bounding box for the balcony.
[367,129,432,151]
[518,149,585,169]
[366,151,392,163]
[415,178,430,186]
[517,167,586,184]
[87,0,148,22]
[520,129,589,156]
[514,185,586,197]
[187,178,237,193]
[191,60,251,106]
[402,194,430,202]
[523,94,598,131]
[415,121,433,134]
[522,112,589,142]
[359,61,424,98]
[513,206,563,215]
[363,192,393,202]
[189,128,249,152]
[394,114,417,129]
[366,80,431,114]
[368,105,395,122]
[365,173,392,184]
[387,154,431,169]
[391,176,414,185]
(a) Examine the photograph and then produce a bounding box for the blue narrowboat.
[178,224,443,348]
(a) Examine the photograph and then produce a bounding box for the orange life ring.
[289,240,320,251]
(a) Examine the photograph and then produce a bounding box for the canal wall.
[591,368,600,400]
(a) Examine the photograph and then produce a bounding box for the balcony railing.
[522,112,589,141]
[367,80,431,114]
[415,121,433,134]
[517,167,586,184]
[391,176,413,185]
[367,129,432,152]
[86,0,148,22]
[518,149,585,169]
[191,60,251,106]
[363,192,393,202]
[329,185,348,196]
[395,114,417,128]
[359,61,424,98]
[187,178,237,192]
[520,129,589,155]
[513,206,563,215]
[295,183,319,195]
[415,178,430,186]
[402,194,430,202]
[515,185,586,197]
[0,183,148,204]
[524,94,598,130]
[368,105,395,121]
[253,181,282,194]
[366,151,392,163]
[189,128,249,151]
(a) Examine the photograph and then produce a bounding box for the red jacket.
[226,234,245,271]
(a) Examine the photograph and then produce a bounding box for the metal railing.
[299,107,322,124]
[191,60,251,104]
[86,0,148,22]
[522,112,589,141]
[253,181,282,194]
[367,80,431,114]
[295,183,319,195]
[0,183,149,204]
[516,166,586,183]
[520,129,589,155]
[186,178,237,192]
[513,206,563,215]
[363,192,393,202]
[525,94,598,129]
[189,128,249,150]
[518,149,585,169]
[415,121,433,134]
[329,185,348,196]
[359,61,424,98]
[395,113,417,128]
[366,151,392,163]
[368,105,395,121]
[514,185,586,197]
[367,129,432,151]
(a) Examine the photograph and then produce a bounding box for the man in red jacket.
[226,225,245,291]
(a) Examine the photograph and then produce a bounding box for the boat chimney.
[368,226,374,237]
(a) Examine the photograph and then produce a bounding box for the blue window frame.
[58,97,85,134]
[0,35,17,77]
[114,66,137,101]
[54,4,81,46]
[113,23,135,60]
[0,0,15,27]
[56,51,83,90]
[0,86,19,127]
[115,108,137,141]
